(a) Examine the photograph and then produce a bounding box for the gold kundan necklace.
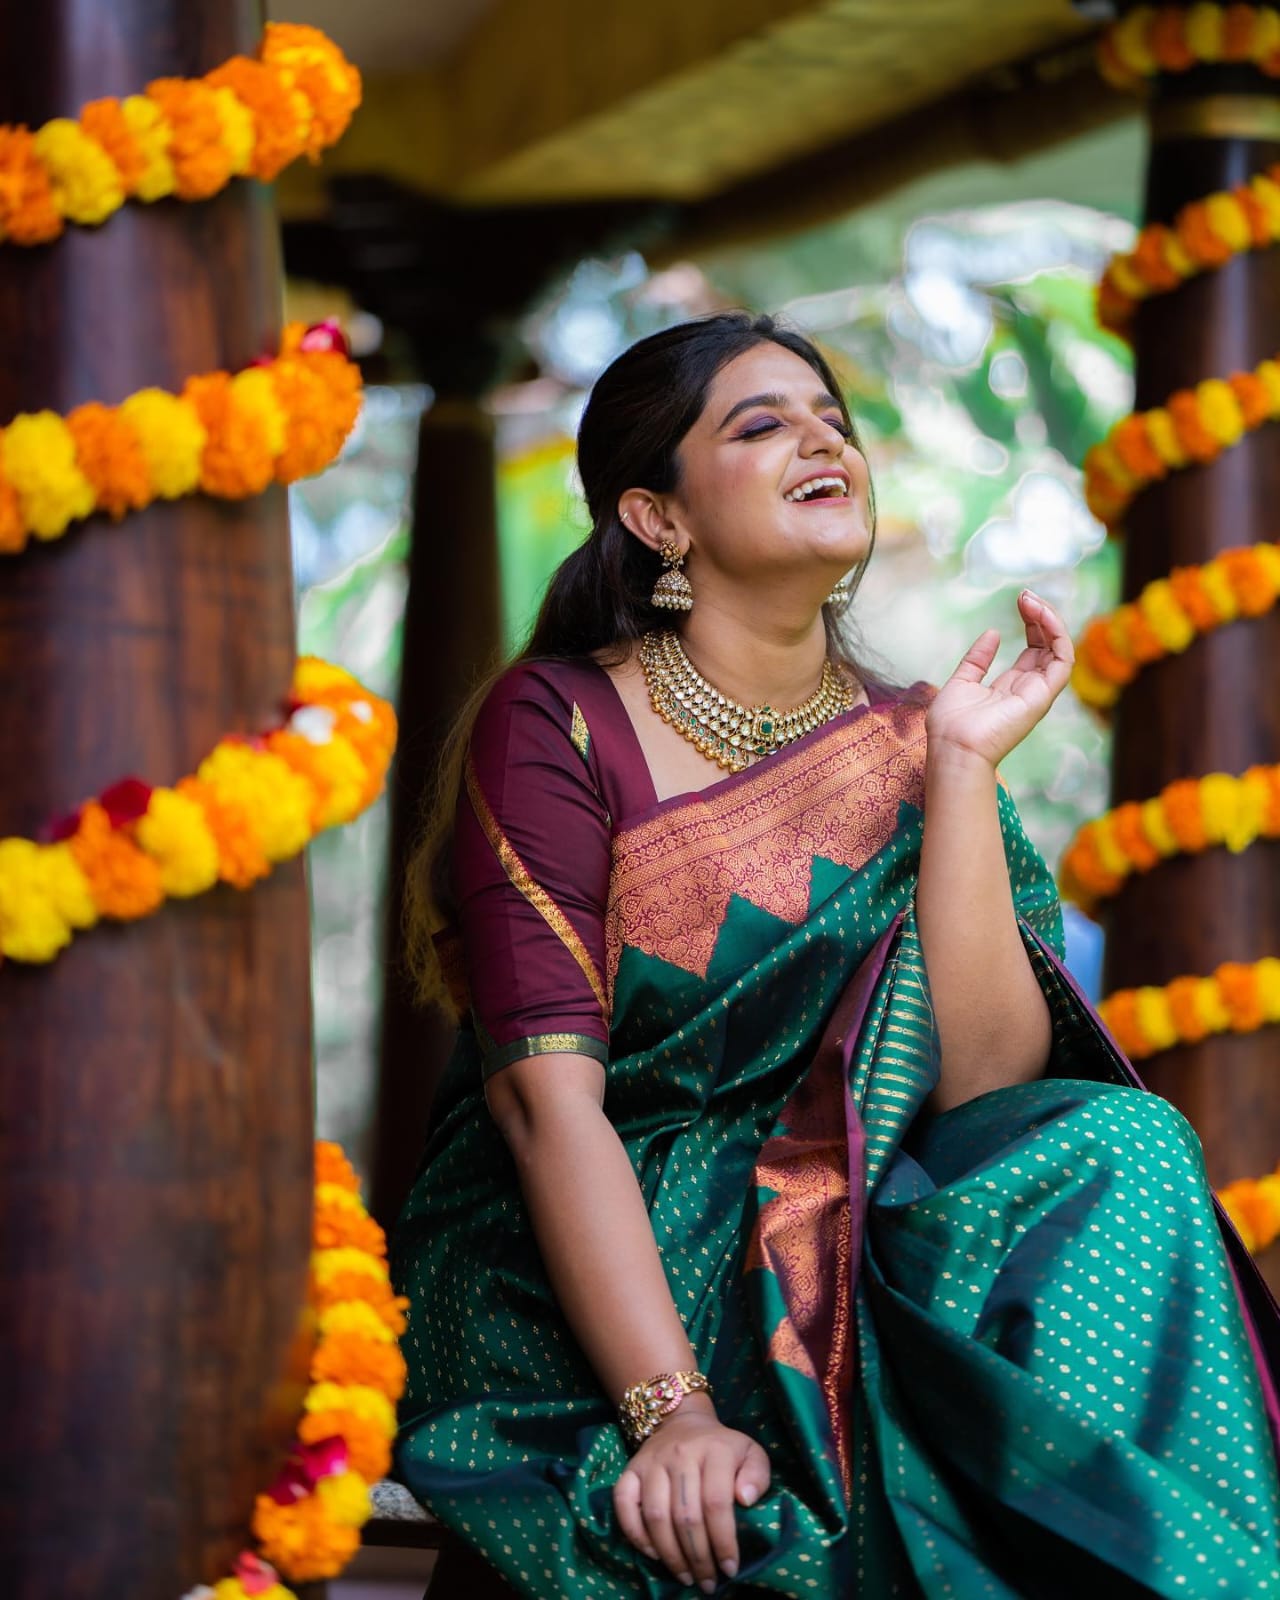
[640,629,856,773]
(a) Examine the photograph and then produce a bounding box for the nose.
[801,415,846,455]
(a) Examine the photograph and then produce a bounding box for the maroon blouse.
[447,659,656,1075]
[447,656,889,1077]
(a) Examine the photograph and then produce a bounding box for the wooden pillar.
[1105,48,1280,1200]
[0,6,314,1596]
[371,399,503,1226]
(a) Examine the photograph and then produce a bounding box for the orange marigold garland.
[1061,764,1280,908]
[0,320,361,555]
[1098,5,1280,93]
[1072,541,1280,709]
[1099,958,1280,1061]
[187,1142,409,1599]
[1218,1164,1280,1255]
[1099,168,1280,338]
[0,23,360,246]
[1063,11,1280,1065]
[0,657,395,966]
[1083,355,1280,531]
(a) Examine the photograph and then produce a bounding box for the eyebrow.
[716,390,844,432]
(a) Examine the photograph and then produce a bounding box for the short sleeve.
[452,664,612,1077]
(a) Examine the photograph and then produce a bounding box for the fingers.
[735,1439,772,1508]
[701,1453,742,1584]
[672,1465,717,1591]
[948,628,999,685]
[639,1470,693,1587]
[613,1469,659,1566]
[1018,590,1073,664]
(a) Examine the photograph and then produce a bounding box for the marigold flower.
[67,801,165,921]
[252,1490,361,1581]
[1,412,96,540]
[64,402,151,521]
[31,118,123,225]
[298,1410,392,1485]
[79,98,148,194]
[0,126,61,242]
[134,786,221,897]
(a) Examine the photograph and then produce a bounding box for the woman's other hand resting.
[485,1050,771,1590]
[613,1395,771,1590]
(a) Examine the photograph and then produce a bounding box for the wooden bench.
[364,1479,443,1549]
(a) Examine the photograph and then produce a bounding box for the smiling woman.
[391,313,1280,1600]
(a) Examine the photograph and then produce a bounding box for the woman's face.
[664,341,872,593]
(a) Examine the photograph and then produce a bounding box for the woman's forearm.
[489,1058,713,1411]
[917,743,1052,1110]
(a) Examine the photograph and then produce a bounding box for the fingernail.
[739,1486,758,1505]
[700,1582,717,1594]
[722,1559,739,1577]
[678,1573,693,1587]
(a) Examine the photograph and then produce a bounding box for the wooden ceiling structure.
[274,0,1136,316]
[277,0,1110,215]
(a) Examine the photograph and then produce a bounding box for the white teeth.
[784,475,847,502]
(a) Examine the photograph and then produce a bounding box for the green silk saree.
[394,687,1280,1597]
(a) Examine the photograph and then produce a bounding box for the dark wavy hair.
[404,311,880,1002]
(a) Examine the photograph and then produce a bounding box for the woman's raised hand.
[926,590,1074,771]
[613,1404,771,1591]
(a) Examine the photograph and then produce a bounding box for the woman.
[393,313,1280,1598]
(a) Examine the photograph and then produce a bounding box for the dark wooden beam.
[0,4,313,1592]
[1105,53,1280,1228]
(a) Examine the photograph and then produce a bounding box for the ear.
[617,489,683,557]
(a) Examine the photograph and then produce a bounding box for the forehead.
[703,342,827,413]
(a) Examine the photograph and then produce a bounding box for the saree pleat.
[394,696,1280,1597]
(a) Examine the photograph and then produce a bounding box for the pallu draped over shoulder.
[393,658,1280,1598]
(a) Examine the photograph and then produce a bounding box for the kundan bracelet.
[0,23,360,245]
[618,1371,712,1449]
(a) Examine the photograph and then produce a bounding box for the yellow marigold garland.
[1061,764,1280,909]
[0,657,395,966]
[1082,356,1280,531]
[1218,1163,1280,1254]
[1098,167,1280,338]
[1099,958,1280,1060]
[1072,540,1280,709]
[0,320,361,554]
[1064,10,1280,1064]
[0,23,360,245]
[181,1141,409,1600]
[1098,5,1280,93]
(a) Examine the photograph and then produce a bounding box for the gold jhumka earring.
[650,541,693,612]
[826,569,857,613]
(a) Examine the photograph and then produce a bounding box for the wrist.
[924,736,999,783]
[618,1369,713,1447]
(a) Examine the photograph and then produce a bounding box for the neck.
[675,598,832,708]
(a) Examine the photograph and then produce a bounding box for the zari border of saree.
[465,752,611,1020]
[477,1029,609,1080]
[604,697,929,993]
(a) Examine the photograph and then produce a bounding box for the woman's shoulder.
[476,656,610,720]
[470,656,631,776]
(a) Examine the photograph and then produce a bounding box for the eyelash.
[738,417,852,441]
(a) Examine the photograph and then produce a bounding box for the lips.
[782,471,851,503]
